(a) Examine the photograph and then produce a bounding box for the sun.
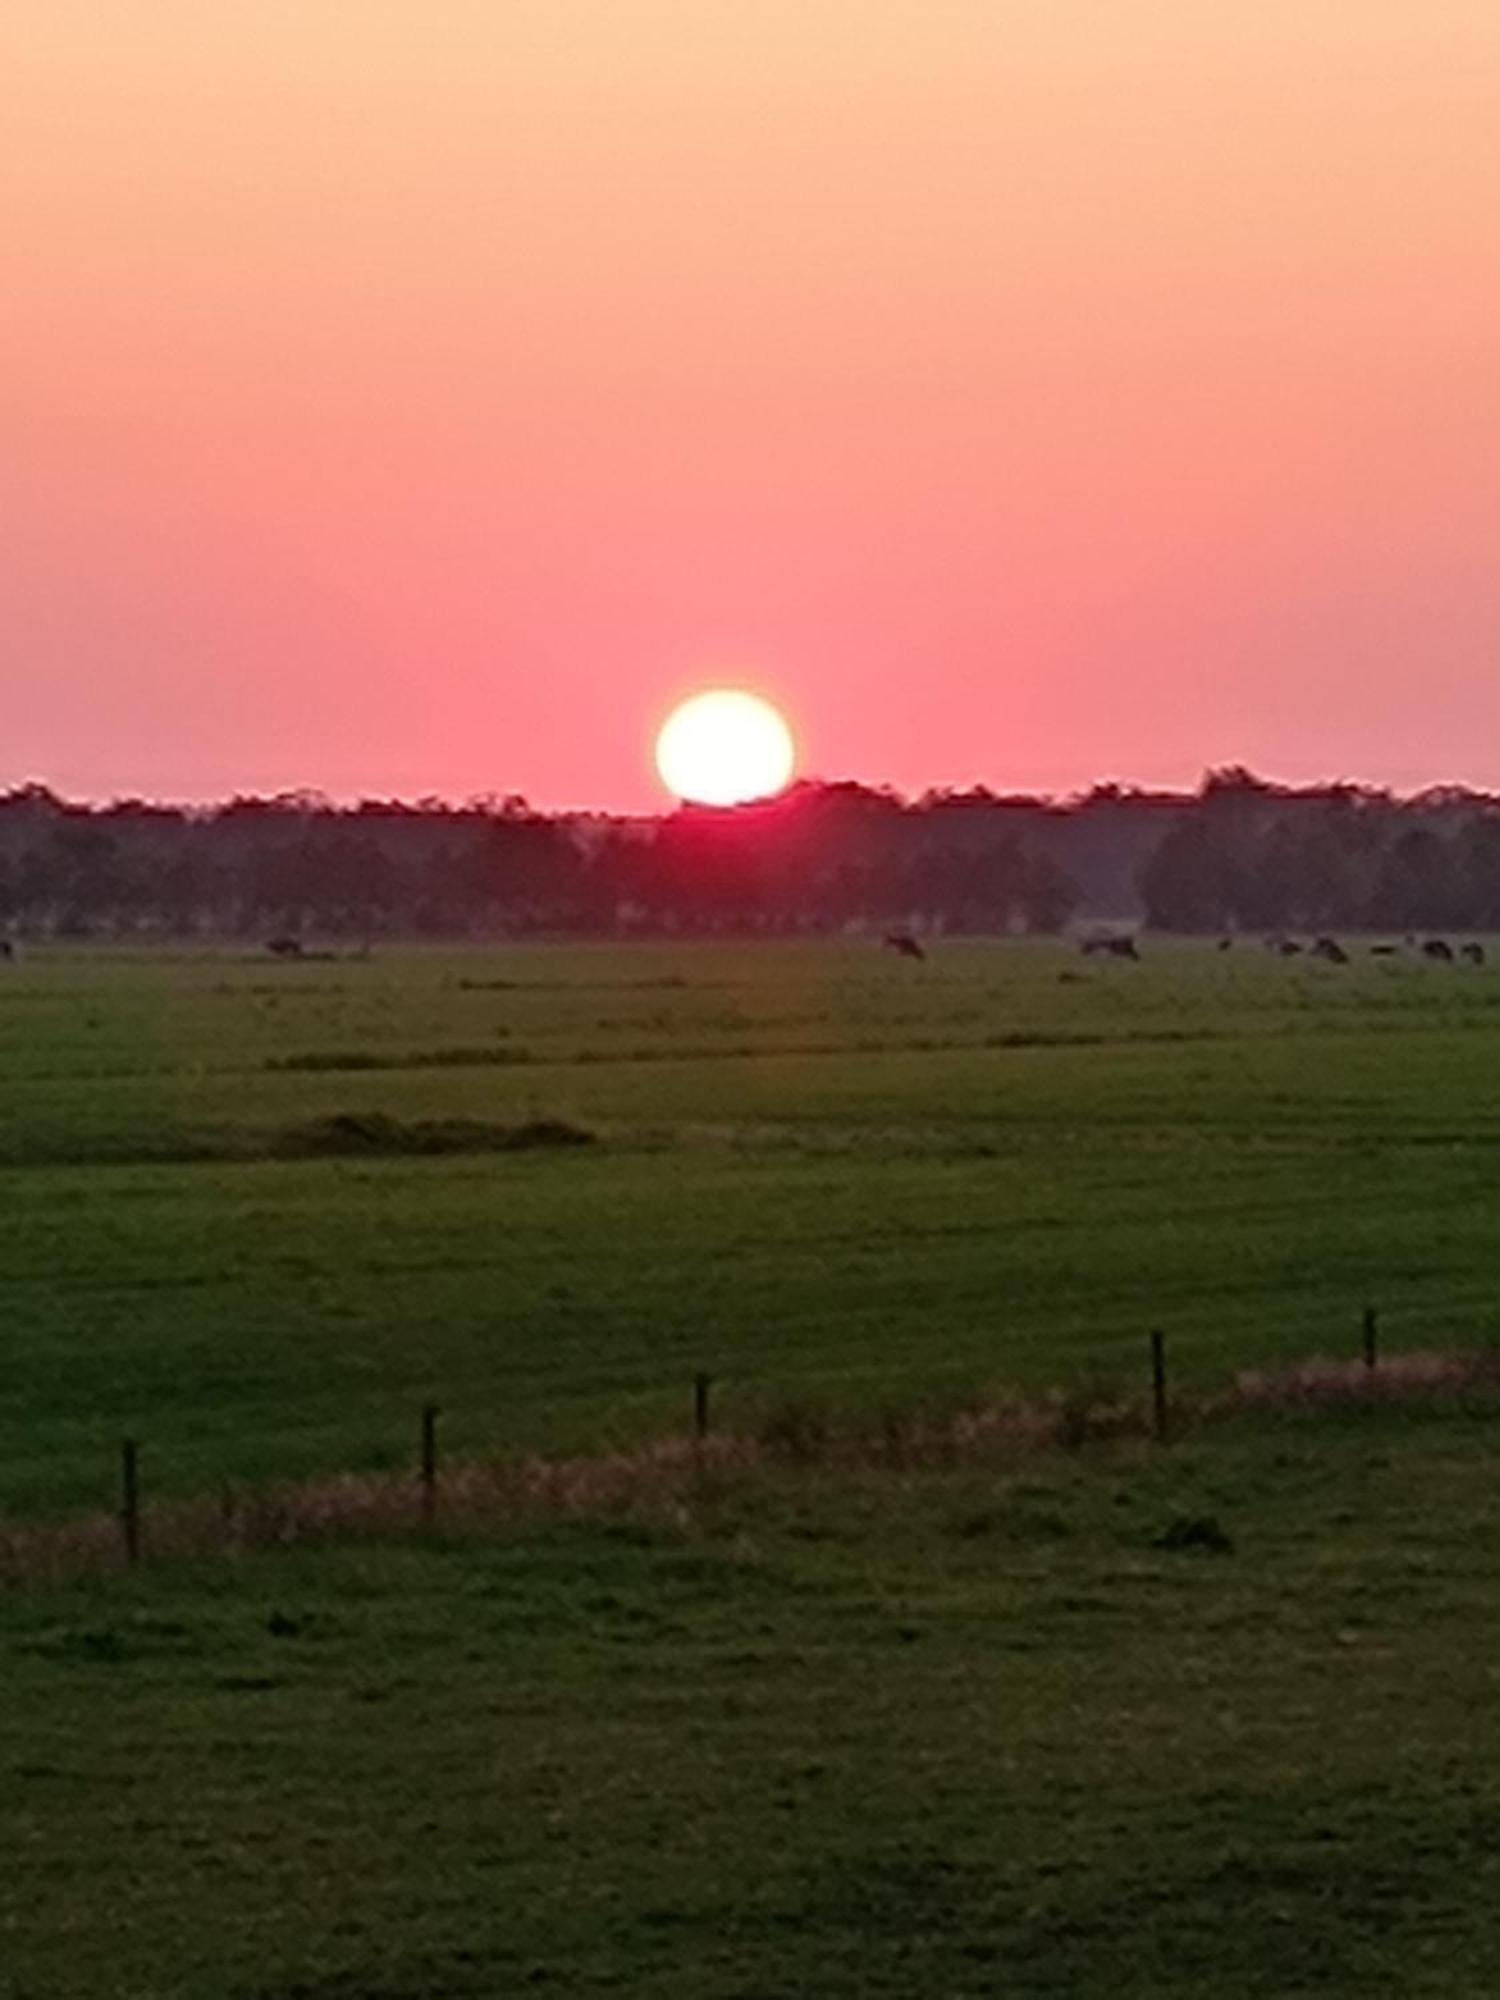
[655,689,797,806]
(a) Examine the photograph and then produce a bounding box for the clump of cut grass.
[503,1117,599,1152]
[1153,1513,1235,1555]
[266,1051,386,1072]
[273,1112,596,1158]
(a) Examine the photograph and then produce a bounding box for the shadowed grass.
[7,1392,1500,1995]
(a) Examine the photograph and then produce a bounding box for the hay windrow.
[272,1112,597,1158]
[267,1045,530,1073]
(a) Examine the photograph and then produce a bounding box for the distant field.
[5,936,1500,1517]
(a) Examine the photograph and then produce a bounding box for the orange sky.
[3,1,1498,806]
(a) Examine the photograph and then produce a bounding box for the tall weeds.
[3,1346,1497,1588]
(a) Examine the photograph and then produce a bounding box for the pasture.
[3,936,1500,1515]
[7,937,1500,1996]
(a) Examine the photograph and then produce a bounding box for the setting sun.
[655,690,797,806]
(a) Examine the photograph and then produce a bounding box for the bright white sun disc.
[655,690,796,806]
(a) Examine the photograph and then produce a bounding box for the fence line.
[7,1312,1499,1588]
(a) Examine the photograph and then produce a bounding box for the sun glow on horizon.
[655,690,797,807]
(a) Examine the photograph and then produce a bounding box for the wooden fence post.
[420,1404,440,1525]
[1362,1306,1378,1372]
[120,1439,141,1566]
[1150,1333,1169,1443]
[693,1372,713,1442]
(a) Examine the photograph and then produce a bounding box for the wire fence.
[5,1308,1498,1589]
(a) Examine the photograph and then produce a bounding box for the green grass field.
[4,938,1500,1514]
[7,938,1500,1995]
[8,1405,1500,1997]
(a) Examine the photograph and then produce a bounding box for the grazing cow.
[1462,942,1487,966]
[1276,938,1304,957]
[1422,939,1455,963]
[1217,936,1234,952]
[1082,935,1140,961]
[1311,937,1349,965]
[265,935,305,960]
[883,930,926,963]
[0,939,12,962]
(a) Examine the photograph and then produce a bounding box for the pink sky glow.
[3,2,1498,809]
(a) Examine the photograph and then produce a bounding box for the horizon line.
[6,766,1500,819]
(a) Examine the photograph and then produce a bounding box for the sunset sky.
[4,2,1498,809]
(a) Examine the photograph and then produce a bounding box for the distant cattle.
[1311,937,1349,965]
[1370,943,1398,956]
[883,930,926,963]
[0,939,12,962]
[265,935,305,960]
[1273,938,1304,957]
[1462,942,1487,966]
[1217,937,1234,953]
[1081,935,1140,961]
[1422,939,1455,963]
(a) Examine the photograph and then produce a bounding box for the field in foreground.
[5,936,1500,1516]
[5,1397,1500,1997]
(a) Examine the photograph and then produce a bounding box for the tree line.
[0,781,1079,940]
[1140,769,1500,934]
[1,769,1497,940]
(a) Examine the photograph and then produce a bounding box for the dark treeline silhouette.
[1141,768,1500,934]
[3,767,1498,942]
[0,779,1083,941]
